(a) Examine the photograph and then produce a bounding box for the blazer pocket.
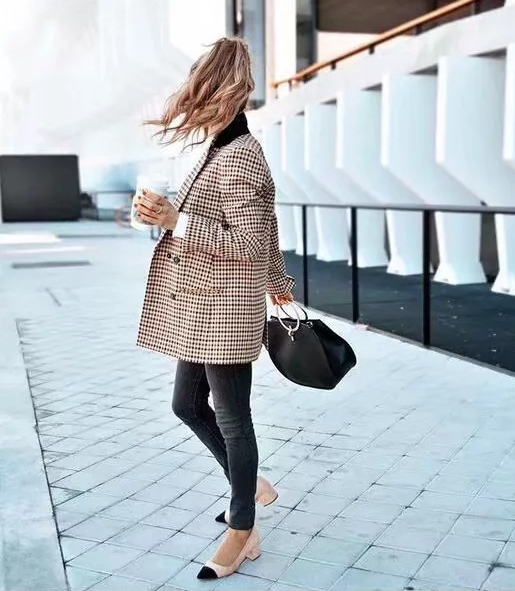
[178,251,216,293]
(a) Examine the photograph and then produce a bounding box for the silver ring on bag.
[276,303,301,341]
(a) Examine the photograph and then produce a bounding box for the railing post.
[422,210,432,347]
[350,207,360,323]
[368,45,375,55]
[301,205,309,307]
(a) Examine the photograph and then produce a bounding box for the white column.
[305,103,380,262]
[284,112,348,262]
[337,89,419,274]
[382,73,485,285]
[504,44,515,171]
[262,124,317,255]
[437,55,515,295]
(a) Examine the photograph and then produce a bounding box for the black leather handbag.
[267,304,357,390]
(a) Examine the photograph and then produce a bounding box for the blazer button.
[173,256,180,264]
[170,293,176,300]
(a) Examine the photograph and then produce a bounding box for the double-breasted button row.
[166,253,180,264]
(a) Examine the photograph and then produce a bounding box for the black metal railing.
[278,202,515,348]
[150,200,515,354]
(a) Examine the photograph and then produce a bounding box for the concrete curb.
[0,315,67,591]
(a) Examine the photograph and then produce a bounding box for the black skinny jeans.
[171,361,258,530]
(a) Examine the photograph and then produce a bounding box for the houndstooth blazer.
[137,114,295,364]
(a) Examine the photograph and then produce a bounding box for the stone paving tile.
[452,515,515,541]
[339,500,404,524]
[51,486,83,505]
[358,485,419,507]
[480,480,515,501]
[295,493,353,516]
[59,492,119,515]
[152,532,212,560]
[55,509,90,532]
[158,468,206,490]
[330,568,409,590]
[391,508,459,533]
[92,476,149,498]
[416,555,491,588]
[87,575,157,591]
[434,533,504,563]
[467,497,515,520]
[299,537,367,566]
[279,559,345,590]
[117,552,187,584]
[131,483,185,506]
[261,529,312,557]
[411,490,475,513]
[499,541,515,566]
[354,546,428,578]
[482,565,515,591]
[375,524,445,554]
[407,579,475,590]
[65,516,131,542]
[142,506,198,531]
[101,498,161,522]
[51,453,102,471]
[60,537,98,562]
[181,514,226,539]
[68,543,144,573]
[66,566,108,591]
[257,505,293,528]
[320,517,387,544]
[239,551,293,581]
[276,509,331,535]
[170,491,219,513]
[108,523,175,551]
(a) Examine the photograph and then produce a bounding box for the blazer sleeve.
[180,146,269,262]
[266,212,296,296]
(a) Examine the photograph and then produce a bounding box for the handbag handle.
[278,302,308,322]
[275,302,304,341]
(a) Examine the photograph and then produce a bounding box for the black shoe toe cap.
[197,566,218,580]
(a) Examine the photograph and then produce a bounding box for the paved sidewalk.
[1,221,515,591]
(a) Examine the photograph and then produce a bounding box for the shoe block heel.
[246,546,261,561]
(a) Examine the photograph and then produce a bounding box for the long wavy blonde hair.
[146,37,254,146]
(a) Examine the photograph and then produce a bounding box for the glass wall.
[296,0,317,72]
[226,0,266,107]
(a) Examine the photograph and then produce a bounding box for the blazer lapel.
[172,142,215,212]
[155,141,215,248]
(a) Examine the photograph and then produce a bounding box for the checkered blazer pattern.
[137,133,295,364]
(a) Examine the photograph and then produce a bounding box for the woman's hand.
[269,293,294,306]
[134,190,179,231]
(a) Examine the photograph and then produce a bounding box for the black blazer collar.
[213,112,250,147]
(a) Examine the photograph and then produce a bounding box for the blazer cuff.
[174,213,189,238]
[267,275,296,297]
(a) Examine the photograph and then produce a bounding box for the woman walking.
[135,38,294,580]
